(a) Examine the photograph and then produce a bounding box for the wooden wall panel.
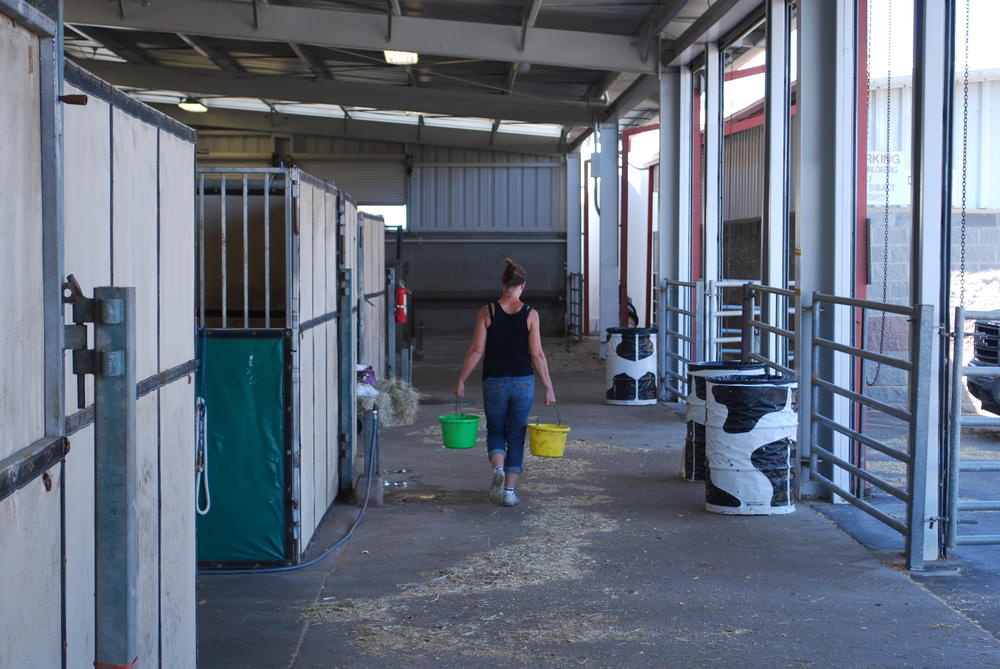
[135,392,160,663]
[159,131,196,369]
[0,22,44,459]
[325,189,340,506]
[158,382,196,669]
[112,108,159,381]
[0,470,62,668]
[64,424,96,667]
[62,82,111,408]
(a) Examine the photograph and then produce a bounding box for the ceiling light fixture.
[178,97,208,113]
[383,50,419,66]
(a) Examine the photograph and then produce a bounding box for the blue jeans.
[482,375,535,473]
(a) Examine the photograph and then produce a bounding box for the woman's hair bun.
[501,258,527,287]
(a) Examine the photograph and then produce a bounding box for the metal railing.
[740,282,797,377]
[658,279,704,401]
[805,293,935,570]
[707,278,757,361]
[946,307,1000,548]
[567,272,584,343]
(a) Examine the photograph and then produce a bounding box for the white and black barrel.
[682,362,767,481]
[605,327,658,405]
[704,375,798,515]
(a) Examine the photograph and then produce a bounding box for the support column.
[597,122,620,355]
[703,43,722,357]
[909,0,954,565]
[795,0,855,497]
[566,151,583,338]
[762,0,791,362]
[566,151,582,276]
[658,67,693,399]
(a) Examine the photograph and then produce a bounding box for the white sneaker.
[500,489,518,507]
[489,469,504,504]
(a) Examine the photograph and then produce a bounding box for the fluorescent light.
[383,50,418,65]
[177,97,208,113]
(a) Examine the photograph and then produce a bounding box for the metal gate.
[945,307,1000,549]
[804,293,935,570]
[566,272,583,342]
[739,282,796,376]
[657,279,705,401]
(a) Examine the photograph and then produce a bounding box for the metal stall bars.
[658,279,705,401]
[740,282,796,377]
[946,307,1000,549]
[567,272,584,342]
[706,278,758,361]
[805,293,935,570]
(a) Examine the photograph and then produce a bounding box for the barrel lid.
[704,374,797,386]
[688,361,767,372]
[605,327,658,335]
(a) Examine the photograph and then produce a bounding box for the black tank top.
[482,301,534,379]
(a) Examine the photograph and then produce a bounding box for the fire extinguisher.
[395,282,408,323]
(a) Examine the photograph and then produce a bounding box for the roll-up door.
[294,160,406,205]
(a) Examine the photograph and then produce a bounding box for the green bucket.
[438,413,480,449]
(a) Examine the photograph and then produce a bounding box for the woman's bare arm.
[454,305,489,397]
[527,310,556,405]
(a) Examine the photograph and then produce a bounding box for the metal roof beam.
[660,0,763,67]
[601,75,658,122]
[520,0,544,52]
[637,0,691,63]
[76,60,603,124]
[153,105,564,155]
[289,42,332,79]
[65,0,655,73]
[178,33,245,72]
[67,24,155,64]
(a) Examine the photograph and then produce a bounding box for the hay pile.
[375,377,420,427]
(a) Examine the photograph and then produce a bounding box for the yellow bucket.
[528,423,571,458]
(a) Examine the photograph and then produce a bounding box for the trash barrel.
[682,362,767,482]
[703,374,797,515]
[605,327,658,405]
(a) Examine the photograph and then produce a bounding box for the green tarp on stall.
[197,334,288,565]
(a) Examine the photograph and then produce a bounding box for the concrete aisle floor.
[197,337,1000,668]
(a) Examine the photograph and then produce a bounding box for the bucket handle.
[534,403,561,427]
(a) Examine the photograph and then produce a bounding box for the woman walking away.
[454,258,556,507]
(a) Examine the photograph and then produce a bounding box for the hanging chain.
[868,0,892,386]
[959,0,970,307]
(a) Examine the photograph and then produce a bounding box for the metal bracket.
[63,275,127,407]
